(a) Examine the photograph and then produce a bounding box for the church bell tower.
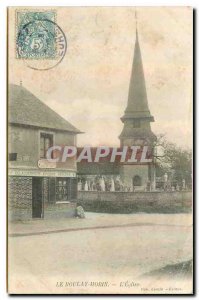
[119,27,156,190]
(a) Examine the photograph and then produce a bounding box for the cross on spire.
[120,11,155,142]
[135,8,138,38]
[135,8,137,30]
[119,9,156,147]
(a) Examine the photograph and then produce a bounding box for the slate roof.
[8,84,82,133]
[77,162,120,175]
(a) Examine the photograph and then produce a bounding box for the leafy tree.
[153,135,192,187]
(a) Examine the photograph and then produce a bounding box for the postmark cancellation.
[15,10,67,70]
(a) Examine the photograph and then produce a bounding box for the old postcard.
[7,6,193,294]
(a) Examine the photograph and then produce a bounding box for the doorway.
[32,177,43,218]
[133,175,142,187]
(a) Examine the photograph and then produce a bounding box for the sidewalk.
[8,212,192,237]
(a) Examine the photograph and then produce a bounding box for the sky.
[9,7,193,148]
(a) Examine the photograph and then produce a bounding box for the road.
[8,213,193,294]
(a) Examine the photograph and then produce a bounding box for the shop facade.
[8,84,81,220]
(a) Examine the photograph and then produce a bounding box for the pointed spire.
[119,14,156,144]
[135,8,138,38]
[121,18,154,122]
[136,27,138,40]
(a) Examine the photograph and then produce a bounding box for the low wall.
[77,191,192,214]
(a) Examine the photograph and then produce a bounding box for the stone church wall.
[120,164,149,187]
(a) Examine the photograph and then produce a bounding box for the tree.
[153,135,192,187]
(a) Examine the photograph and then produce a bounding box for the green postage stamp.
[16,10,57,59]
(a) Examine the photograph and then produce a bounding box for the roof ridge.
[8,84,82,134]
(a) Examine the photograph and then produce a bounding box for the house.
[8,83,82,220]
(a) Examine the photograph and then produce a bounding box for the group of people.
[78,173,188,192]
[78,176,122,192]
[163,173,187,191]
[78,176,150,192]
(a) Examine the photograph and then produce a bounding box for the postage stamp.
[16,10,67,70]
[16,10,57,59]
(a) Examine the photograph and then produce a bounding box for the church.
[77,28,157,191]
[119,28,156,190]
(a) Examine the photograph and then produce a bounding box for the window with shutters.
[40,133,53,159]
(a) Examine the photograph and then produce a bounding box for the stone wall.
[77,191,192,214]
[120,164,149,188]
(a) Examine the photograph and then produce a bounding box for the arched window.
[133,175,142,186]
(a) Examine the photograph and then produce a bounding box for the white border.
[0,1,196,299]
